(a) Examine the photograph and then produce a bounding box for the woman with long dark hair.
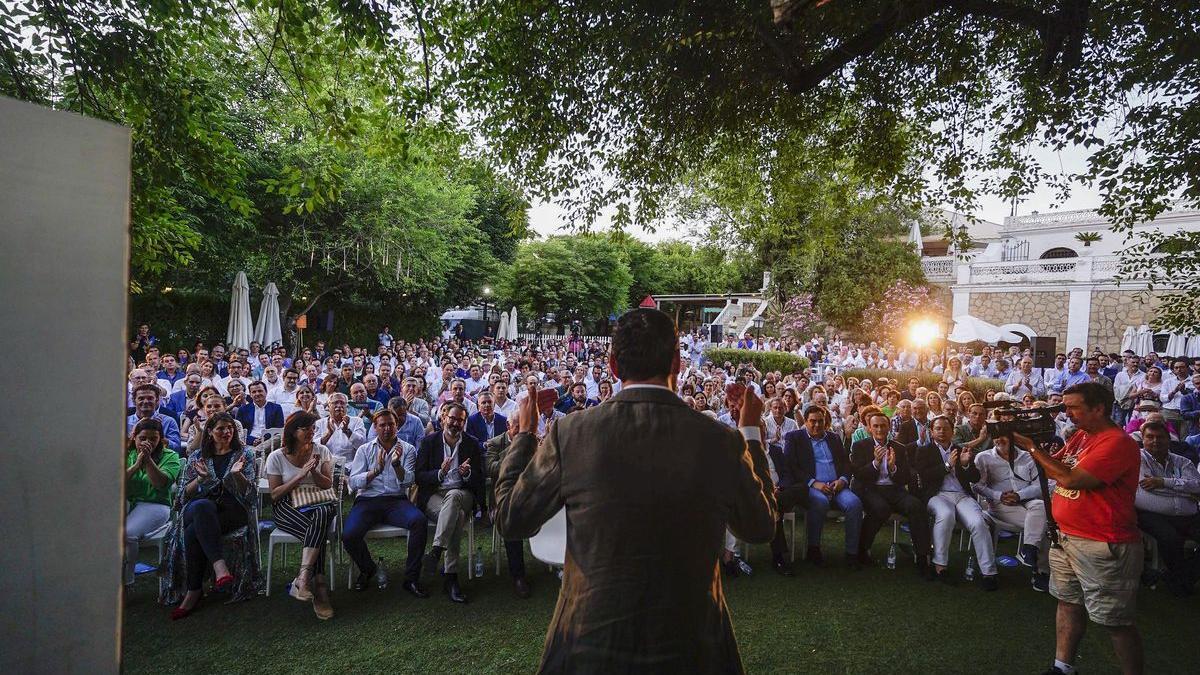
[159,412,261,617]
[124,418,181,586]
[265,411,336,619]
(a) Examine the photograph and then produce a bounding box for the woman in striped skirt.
[265,411,336,619]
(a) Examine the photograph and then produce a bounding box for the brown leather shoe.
[312,577,334,620]
[513,577,532,599]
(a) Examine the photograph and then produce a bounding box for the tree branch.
[289,280,351,321]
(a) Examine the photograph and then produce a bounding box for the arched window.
[1040,247,1078,259]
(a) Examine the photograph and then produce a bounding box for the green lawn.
[122,525,1196,674]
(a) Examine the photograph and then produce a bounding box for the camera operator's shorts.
[1049,533,1142,626]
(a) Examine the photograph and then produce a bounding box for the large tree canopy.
[430,0,1200,329]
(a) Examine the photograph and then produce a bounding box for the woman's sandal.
[312,577,334,620]
[289,565,314,601]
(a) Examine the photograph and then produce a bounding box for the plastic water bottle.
[965,555,977,581]
[473,547,485,578]
[376,557,388,589]
[736,556,754,576]
[886,543,898,570]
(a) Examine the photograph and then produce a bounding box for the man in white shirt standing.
[1112,354,1146,427]
[1160,359,1194,435]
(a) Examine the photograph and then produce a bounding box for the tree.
[429,0,1200,328]
[862,279,947,343]
[498,237,633,328]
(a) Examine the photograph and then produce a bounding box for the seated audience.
[124,418,182,586]
[1135,421,1200,596]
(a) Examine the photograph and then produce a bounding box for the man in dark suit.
[466,392,508,445]
[784,405,865,567]
[851,411,931,576]
[235,380,285,445]
[414,401,486,603]
[495,308,777,674]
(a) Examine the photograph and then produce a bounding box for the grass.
[122,522,1196,674]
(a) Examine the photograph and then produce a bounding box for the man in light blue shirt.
[342,409,428,597]
[127,384,181,454]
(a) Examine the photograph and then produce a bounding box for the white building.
[918,206,1199,353]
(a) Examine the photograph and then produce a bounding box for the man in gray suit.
[495,308,778,674]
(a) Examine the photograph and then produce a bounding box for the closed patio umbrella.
[253,282,283,349]
[1134,324,1153,356]
[496,311,509,342]
[226,271,253,350]
[1187,334,1200,358]
[1120,326,1137,353]
[509,306,519,340]
[1164,332,1188,357]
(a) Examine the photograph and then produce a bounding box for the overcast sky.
[527,143,1105,242]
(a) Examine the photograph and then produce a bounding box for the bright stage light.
[909,319,940,348]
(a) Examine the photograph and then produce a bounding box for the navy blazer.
[235,401,286,442]
[413,431,486,512]
[782,429,852,489]
[465,411,508,444]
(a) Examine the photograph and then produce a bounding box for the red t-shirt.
[1051,426,1141,543]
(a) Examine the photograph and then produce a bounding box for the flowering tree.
[778,293,822,341]
[862,280,946,342]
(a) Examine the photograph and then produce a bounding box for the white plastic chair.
[529,507,567,569]
[345,524,409,589]
[265,520,337,596]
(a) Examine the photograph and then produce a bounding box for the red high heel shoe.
[170,603,199,621]
[213,574,234,592]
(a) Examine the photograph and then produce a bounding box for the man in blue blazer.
[782,405,865,568]
[236,380,286,445]
[465,392,508,445]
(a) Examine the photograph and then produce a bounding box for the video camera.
[983,400,1065,446]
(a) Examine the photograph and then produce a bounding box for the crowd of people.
[124,321,1199,642]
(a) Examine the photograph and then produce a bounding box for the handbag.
[291,483,337,509]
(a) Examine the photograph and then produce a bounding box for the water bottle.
[473,547,485,578]
[886,543,898,570]
[736,556,754,577]
[965,555,976,582]
[376,557,389,589]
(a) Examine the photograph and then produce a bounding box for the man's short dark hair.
[611,308,676,381]
[133,383,161,400]
[1063,381,1115,411]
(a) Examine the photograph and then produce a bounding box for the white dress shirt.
[1135,449,1200,516]
[314,415,368,464]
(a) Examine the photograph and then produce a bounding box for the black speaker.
[1031,336,1057,368]
[709,323,723,344]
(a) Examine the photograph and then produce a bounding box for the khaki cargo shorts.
[1049,533,1142,626]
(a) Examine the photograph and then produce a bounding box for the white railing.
[515,332,611,345]
[963,255,1123,284]
[921,256,955,281]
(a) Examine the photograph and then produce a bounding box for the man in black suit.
[784,405,865,568]
[414,401,485,603]
[235,380,285,445]
[851,411,931,576]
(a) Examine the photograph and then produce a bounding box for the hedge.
[842,368,1005,401]
[706,348,811,375]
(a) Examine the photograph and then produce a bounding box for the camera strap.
[1033,457,1061,548]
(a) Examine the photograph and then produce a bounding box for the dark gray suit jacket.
[495,385,777,674]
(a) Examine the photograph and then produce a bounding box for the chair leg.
[266,540,274,597]
[789,515,796,563]
[467,519,476,579]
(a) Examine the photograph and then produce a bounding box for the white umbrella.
[1187,334,1200,358]
[496,311,509,342]
[908,219,923,252]
[946,315,1021,345]
[226,271,253,350]
[509,306,519,340]
[1164,332,1188,357]
[1134,324,1153,356]
[253,281,283,349]
[1120,326,1137,353]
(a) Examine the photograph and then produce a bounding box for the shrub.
[841,368,1004,401]
[706,348,810,375]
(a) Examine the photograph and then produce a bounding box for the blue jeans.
[806,486,864,554]
[342,496,427,582]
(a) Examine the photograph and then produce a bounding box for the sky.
[527,143,1105,241]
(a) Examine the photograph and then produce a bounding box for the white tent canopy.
[1134,324,1154,356]
[253,281,283,349]
[1187,334,1200,359]
[1164,332,1189,357]
[496,311,509,342]
[1120,326,1137,353]
[226,271,253,350]
[946,315,1021,346]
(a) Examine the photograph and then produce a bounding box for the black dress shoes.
[444,576,468,604]
[402,580,429,598]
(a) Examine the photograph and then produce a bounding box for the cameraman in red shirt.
[1021,382,1143,675]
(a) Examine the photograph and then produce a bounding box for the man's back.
[496,386,775,674]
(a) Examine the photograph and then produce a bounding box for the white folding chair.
[530,507,567,571]
[265,519,338,596]
[345,524,409,590]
